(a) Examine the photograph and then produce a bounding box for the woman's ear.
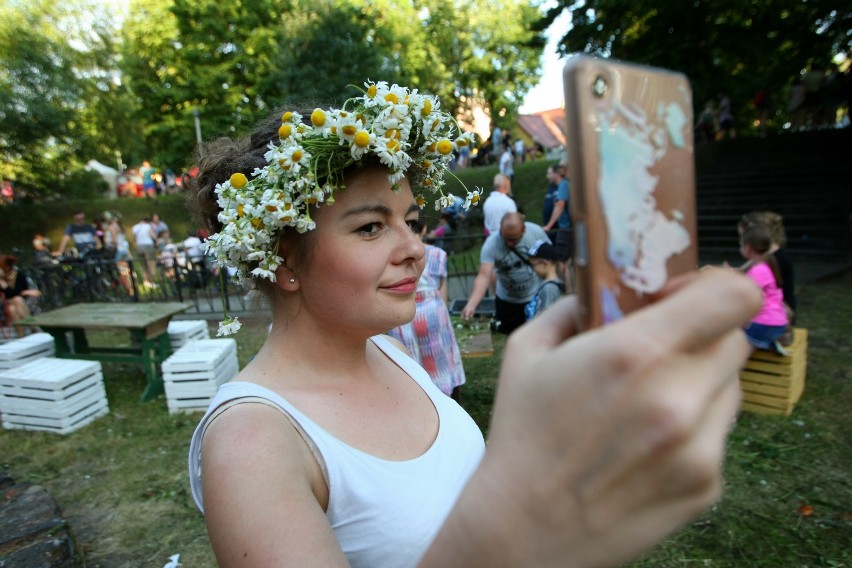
[274,262,299,292]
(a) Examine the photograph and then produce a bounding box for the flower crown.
[206,80,482,335]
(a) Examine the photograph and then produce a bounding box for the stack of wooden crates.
[0,333,109,434]
[162,334,239,414]
[739,328,808,416]
[0,332,55,370]
[167,319,211,348]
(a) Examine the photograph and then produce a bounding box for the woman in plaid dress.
[389,220,466,399]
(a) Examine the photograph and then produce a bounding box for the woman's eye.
[406,220,420,232]
[358,222,382,236]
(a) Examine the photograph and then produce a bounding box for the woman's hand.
[423,269,761,567]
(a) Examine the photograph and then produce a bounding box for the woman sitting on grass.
[186,81,761,567]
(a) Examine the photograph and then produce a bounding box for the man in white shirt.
[482,173,516,237]
[499,144,514,183]
[514,138,525,163]
[131,217,157,283]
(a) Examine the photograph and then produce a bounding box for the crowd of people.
[695,62,850,142]
[0,209,215,336]
[456,155,797,356]
[117,160,191,198]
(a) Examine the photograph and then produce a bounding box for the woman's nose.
[397,225,425,264]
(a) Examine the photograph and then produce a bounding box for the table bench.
[25,302,192,401]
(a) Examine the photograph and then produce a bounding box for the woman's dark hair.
[185,109,293,235]
[741,224,783,287]
[184,106,321,299]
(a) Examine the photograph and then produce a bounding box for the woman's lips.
[382,278,418,293]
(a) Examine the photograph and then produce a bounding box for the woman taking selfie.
[187,81,761,567]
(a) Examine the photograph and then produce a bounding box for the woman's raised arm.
[422,268,761,567]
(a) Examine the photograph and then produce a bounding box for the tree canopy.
[119,0,546,173]
[7,0,849,200]
[0,0,142,199]
[1,0,546,200]
[541,0,851,131]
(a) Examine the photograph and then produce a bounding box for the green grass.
[2,271,849,566]
[630,269,852,567]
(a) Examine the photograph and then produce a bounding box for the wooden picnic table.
[25,302,193,401]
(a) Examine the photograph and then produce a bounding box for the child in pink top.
[739,224,789,352]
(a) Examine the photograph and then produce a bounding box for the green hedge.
[0,160,556,259]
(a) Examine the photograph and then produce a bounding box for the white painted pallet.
[0,357,108,434]
[165,359,239,396]
[2,382,106,418]
[167,320,210,348]
[161,339,237,374]
[162,339,239,414]
[0,333,55,369]
[164,357,239,386]
[170,337,237,355]
[2,399,109,435]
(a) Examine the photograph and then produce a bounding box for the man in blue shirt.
[542,164,573,292]
[56,211,98,257]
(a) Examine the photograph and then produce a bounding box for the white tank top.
[188,335,485,568]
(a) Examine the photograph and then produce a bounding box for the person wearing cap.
[524,240,565,320]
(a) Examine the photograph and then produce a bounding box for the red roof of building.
[517,108,567,149]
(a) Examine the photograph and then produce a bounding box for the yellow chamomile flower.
[464,188,483,209]
[310,108,326,127]
[230,173,248,188]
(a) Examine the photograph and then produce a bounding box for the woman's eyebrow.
[341,204,392,218]
[341,203,420,218]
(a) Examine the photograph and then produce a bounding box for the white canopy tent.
[85,159,119,198]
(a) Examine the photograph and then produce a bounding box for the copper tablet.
[563,55,698,330]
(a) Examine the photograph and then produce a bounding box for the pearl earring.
[289,278,296,283]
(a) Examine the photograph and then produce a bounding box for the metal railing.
[19,230,489,317]
[23,255,251,316]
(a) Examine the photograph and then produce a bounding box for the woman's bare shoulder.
[380,334,411,356]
